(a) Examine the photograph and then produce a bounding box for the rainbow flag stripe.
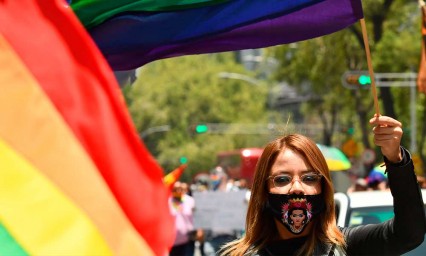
[72,0,232,28]
[0,0,174,255]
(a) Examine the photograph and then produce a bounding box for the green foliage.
[124,53,275,180]
[268,0,425,163]
[269,31,370,145]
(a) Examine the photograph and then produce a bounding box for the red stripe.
[0,1,175,255]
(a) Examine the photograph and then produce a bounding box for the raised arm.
[343,115,426,255]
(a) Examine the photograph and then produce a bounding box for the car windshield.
[348,206,394,227]
[349,206,426,256]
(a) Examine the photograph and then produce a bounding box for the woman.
[220,115,425,255]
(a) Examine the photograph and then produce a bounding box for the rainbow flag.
[71,0,364,70]
[164,165,187,191]
[0,0,174,255]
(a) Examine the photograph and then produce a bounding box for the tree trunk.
[379,87,397,118]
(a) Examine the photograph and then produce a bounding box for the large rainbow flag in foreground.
[0,0,174,255]
[71,0,364,70]
[1,0,364,255]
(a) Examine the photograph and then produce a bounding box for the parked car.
[334,189,426,255]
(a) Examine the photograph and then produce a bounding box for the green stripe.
[71,0,231,28]
[0,223,28,256]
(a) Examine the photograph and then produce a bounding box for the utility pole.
[217,72,262,86]
[140,125,170,139]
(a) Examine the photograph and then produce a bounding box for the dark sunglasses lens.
[273,175,292,187]
[302,174,321,184]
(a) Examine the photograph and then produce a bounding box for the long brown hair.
[220,134,345,256]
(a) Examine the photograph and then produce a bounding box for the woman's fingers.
[370,115,403,163]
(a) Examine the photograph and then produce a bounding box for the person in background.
[182,181,204,255]
[202,167,241,255]
[346,177,368,193]
[220,115,425,255]
[238,178,249,190]
[366,170,388,191]
[181,181,193,196]
[209,166,228,191]
[417,176,426,189]
[169,181,200,256]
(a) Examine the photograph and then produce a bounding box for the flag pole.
[360,18,380,116]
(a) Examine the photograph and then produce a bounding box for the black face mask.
[267,193,325,235]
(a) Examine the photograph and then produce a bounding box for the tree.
[270,31,368,146]
[269,0,424,174]
[124,53,275,180]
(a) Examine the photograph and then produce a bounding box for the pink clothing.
[169,194,195,246]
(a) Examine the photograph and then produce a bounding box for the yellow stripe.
[0,138,112,255]
[0,36,154,255]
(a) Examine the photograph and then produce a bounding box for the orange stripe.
[0,35,153,255]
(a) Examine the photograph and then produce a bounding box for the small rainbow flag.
[164,165,187,190]
[0,0,174,255]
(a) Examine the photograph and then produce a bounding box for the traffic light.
[358,75,371,85]
[347,127,354,135]
[341,71,371,89]
[195,124,209,134]
[189,124,210,136]
[179,156,188,164]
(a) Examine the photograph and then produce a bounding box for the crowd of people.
[346,168,389,193]
[347,162,426,193]
[169,181,200,256]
